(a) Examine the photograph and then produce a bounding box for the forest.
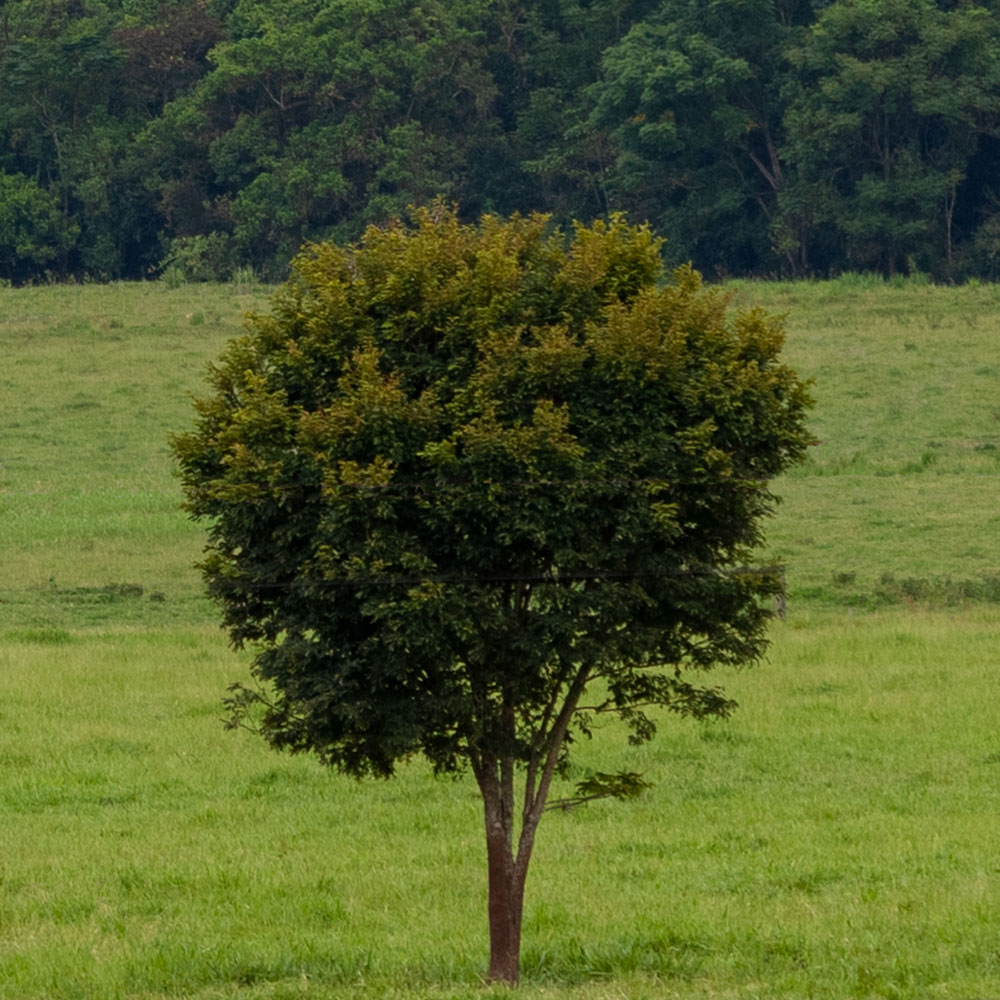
[4,0,1000,284]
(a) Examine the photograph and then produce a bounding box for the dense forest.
[3,0,1000,283]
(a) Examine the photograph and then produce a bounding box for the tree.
[487,0,662,223]
[0,0,205,278]
[782,0,1000,276]
[147,0,500,274]
[0,171,76,281]
[172,206,812,985]
[589,0,809,275]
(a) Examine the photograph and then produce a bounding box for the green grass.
[5,276,1000,625]
[731,277,1000,608]
[3,278,1000,997]
[1,282,272,628]
[2,617,999,998]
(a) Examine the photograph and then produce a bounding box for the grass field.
[2,275,999,999]
[1,282,269,631]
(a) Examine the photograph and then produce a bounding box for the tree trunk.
[485,824,526,985]
[944,184,956,280]
[477,754,527,986]
[474,666,591,984]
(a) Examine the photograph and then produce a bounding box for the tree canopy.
[173,206,813,983]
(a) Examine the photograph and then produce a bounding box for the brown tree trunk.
[944,184,956,280]
[478,754,529,986]
[473,666,591,985]
[485,825,526,985]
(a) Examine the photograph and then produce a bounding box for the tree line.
[3,0,1000,284]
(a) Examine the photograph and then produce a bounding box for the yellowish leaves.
[323,456,397,500]
[729,305,788,366]
[297,340,440,474]
[329,341,406,431]
[282,241,357,335]
[524,324,587,381]
[205,375,300,504]
[560,213,663,301]
[529,399,585,460]
[357,205,474,318]
[587,289,680,380]
[459,398,583,470]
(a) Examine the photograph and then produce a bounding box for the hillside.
[2,278,999,999]
[5,277,1000,629]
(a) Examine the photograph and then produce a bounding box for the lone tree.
[173,206,812,985]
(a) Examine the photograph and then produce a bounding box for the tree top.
[174,204,813,780]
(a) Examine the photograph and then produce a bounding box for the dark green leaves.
[546,770,653,812]
[174,205,812,780]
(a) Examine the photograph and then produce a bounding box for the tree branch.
[522,669,567,827]
[516,662,591,871]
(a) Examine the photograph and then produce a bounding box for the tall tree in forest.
[0,0,220,277]
[782,0,1000,276]
[146,0,499,274]
[0,0,117,271]
[0,170,75,280]
[492,0,661,222]
[589,0,810,275]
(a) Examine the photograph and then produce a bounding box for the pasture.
[1,276,999,999]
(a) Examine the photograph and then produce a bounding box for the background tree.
[782,0,1000,277]
[0,0,211,278]
[490,0,662,222]
[589,0,808,274]
[146,0,500,275]
[0,170,75,280]
[5,0,1000,281]
[173,206,812,984]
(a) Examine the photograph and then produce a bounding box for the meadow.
[1,275,999,999]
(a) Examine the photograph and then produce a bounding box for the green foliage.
[161,0,501,273]
[0,172,75,280]
[546,770,652,812]
[0,0,173,279]
[159,232,238,282]
[591,0,802,273]
[6,0,1000,279]
[782,0,1000,276]
[175,206,812,779]
[499,0,663,222]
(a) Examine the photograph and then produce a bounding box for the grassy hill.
[1,277,999,999]
[5,275,1000,630]
[738,275,1000,610]
[1,282,265,631]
